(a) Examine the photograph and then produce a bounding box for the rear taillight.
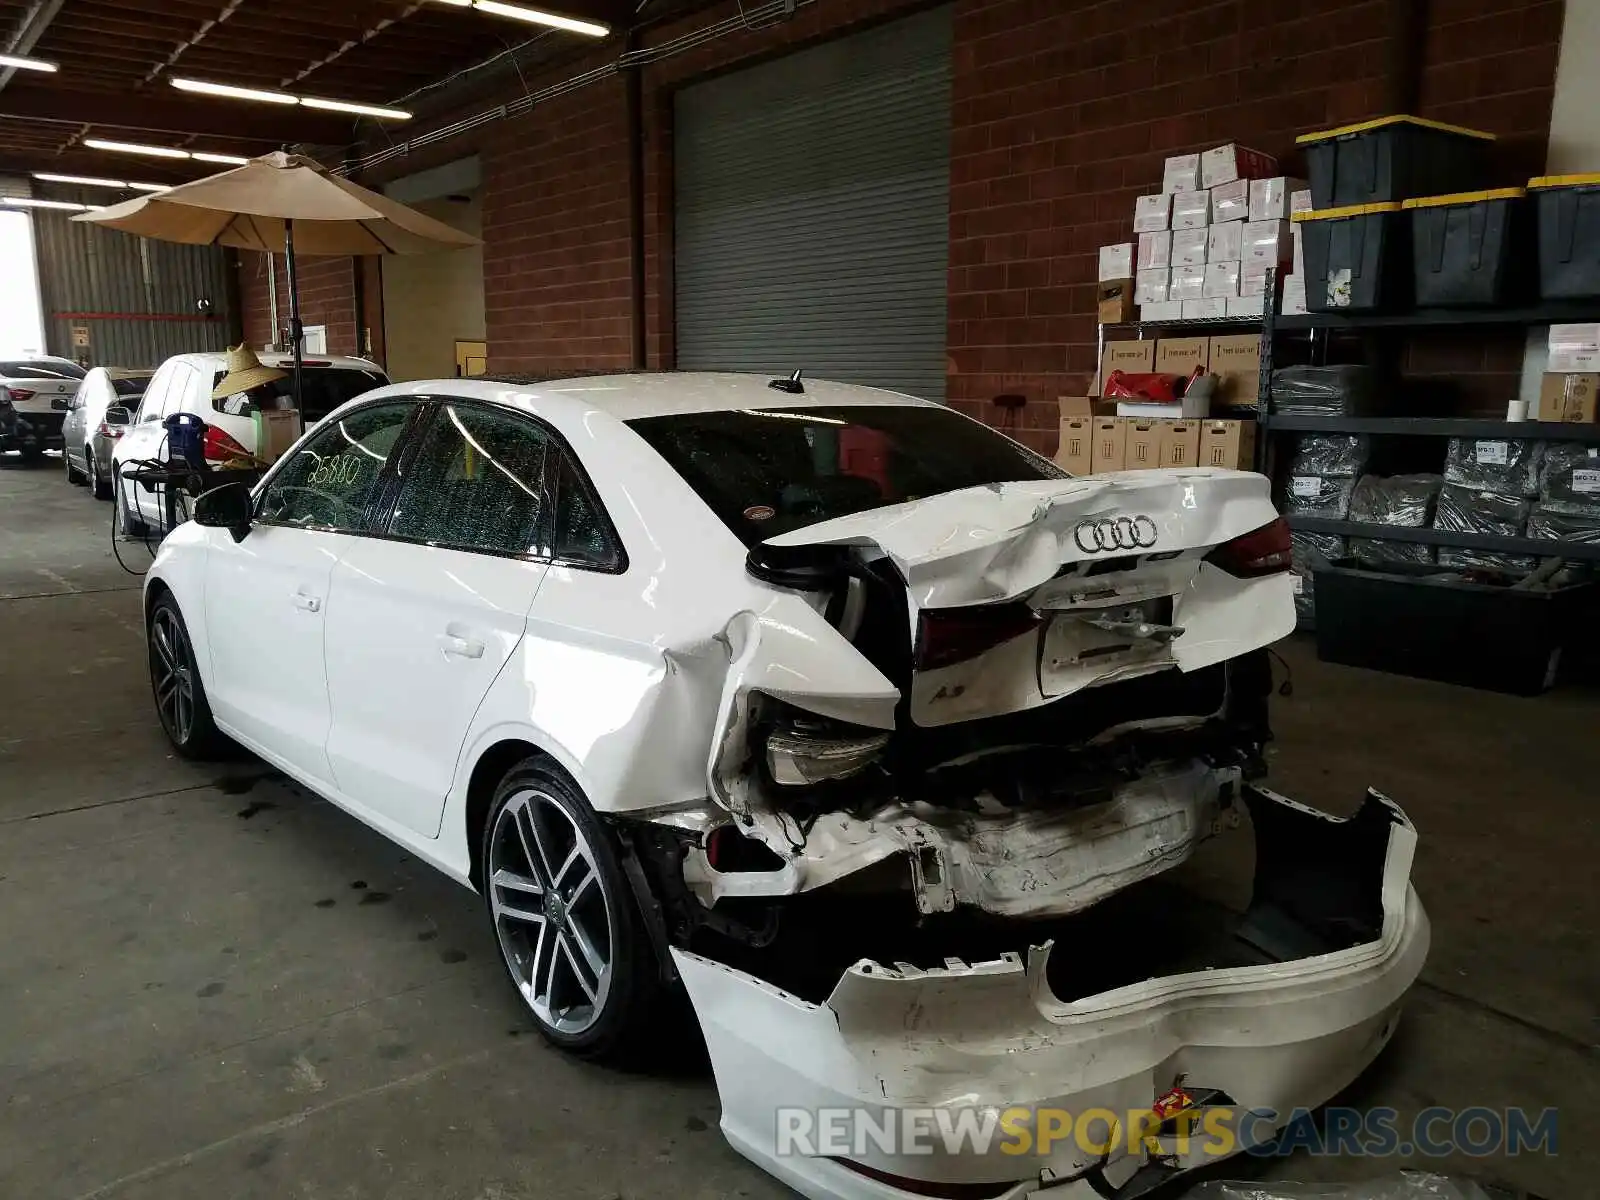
[8,388,34,403]
[96,421,124,440]
[203,425,248,462]
[914,602,1041,671]
[1205,516,1293,578]
[763,703,889,787]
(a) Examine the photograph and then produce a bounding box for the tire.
[147,592,227,759]
[65,447,86,485]
[115,467,150,535]
[482,759,664,1064]
[89,452,111,500]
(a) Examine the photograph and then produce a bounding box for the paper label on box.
[1291,575,1305,595]
[1291,476,1320,497]
[1475,440,1510,465]
[1290,189,1313,215]
[1327,268,1353,308]
[1573,469,1600,493]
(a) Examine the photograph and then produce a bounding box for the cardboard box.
[1171,189,1210,230]
[1156,336,1209,377]
[1097,339,1156,393]
[1292,223,1306,276]
[1169,265,1205,302]
[1139,300,1185,323]
[1137,230,1172,271]
[1091,417,1127,472]
[1548,324,1600,373]
[1289,188,1313,216]
[1159,419,1202,468]
[1055,415,1094,474]
[1239,269,1269,298]
[1281,274,1309,316]
[1209,334,1262,404]
[1203,260,1241,299]
[1228,294,1266,317]
[1243,219,1293,270]
[1133,193,1172,233]
[1200,419,1257,469]
[1059,395,1099,417]
[1135,267,1169,305]
[1248,176,1309,223]
[1537,372,1600,422]
[1200,143,1277,189]
[1124,419,1162,469]
[1098,279,1136,324]
[1099,242,1134,281]
[1183,298,1229,320]
[1211,179,1250,224]
[1163,153,1201,193]
[1207,221,1243,262]
[1171,227,1209,267]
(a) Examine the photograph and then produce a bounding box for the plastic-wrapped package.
[1433,483,1529,536]
[1537,441,1600,513]
[1289,530,1345,623]
[1351,537,1437,565]
[1528,503,1600,544]
[1270,365,1376,415]
[1348,473,1442,527]
[1186,1172,1498,1200]
[1441,437,1542,497]
[1288,433,1370,478]
[1282,473,1356,517]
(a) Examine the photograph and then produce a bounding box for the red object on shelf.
[1103,371,1181,402]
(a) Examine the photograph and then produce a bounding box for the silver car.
[62,368,149,499]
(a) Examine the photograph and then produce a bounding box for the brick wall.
[261,0,1565,445]
[238,251,360,358]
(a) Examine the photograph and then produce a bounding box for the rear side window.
[551,451,623,570]
[387,404,551,557]
[213,367,388,422]
[627,405,1063,546]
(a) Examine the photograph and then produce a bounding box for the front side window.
[258,402,415,532]
[387,404,550,557]
[627,404,1064,546]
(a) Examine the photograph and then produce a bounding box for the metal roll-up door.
[674,6,951,401]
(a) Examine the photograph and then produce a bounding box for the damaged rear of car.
[612,398,1428,1199]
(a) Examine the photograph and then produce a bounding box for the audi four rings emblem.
[1074,516,1159,554]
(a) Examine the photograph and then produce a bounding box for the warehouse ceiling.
[0,0,638,183]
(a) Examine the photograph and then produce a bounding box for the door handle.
[438,634,485,660]
[291,592,322,613]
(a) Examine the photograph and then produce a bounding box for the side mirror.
[104,406,132,427]
[194,481,254,542]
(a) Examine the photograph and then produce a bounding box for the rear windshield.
[112,377,149,398]
[213,367,388,423]
[627,405,1063,546]
[2,361,86,380]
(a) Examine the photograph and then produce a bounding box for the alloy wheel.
[150,607,196,744]
[488,788,615,1036]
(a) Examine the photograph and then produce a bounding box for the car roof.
[361,371,939,422]
[164,351,384,373]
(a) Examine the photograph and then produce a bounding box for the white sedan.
[144,372,1427,1200]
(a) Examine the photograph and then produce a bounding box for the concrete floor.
[1,454,1593,1200]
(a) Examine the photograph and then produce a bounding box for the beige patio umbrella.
[74,151,480,404]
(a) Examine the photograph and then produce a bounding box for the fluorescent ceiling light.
[171,77,412,121]
[4,197,100,212]
[33,172,169,192]
[127,182,172,192]
[191,151,250,165]
[0,54,58,72]
[84,138,190,160]
[172,77,298,105]
[446,0,609,37]
[300,97,413,120]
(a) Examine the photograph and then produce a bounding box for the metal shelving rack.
[1098,272,1600,563]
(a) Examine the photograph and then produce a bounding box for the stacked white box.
[1183,298,1229,319]
[1171,190,1210,230]
[1169,265,1206,302]
[1171,227,1209,267]
[1207,222,1243,263]
[1140,300,1186,322]
[1203,261,1241,299]
[1210,179,1249,225]
[1163,153,1201,193]
[1135,268,1170,305]
[1133,194,1171,233]
[1099,242,1134,281]
[1137,230,1172,270]
[1248,177,1309,223]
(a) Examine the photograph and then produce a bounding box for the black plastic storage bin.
[1312,559,1598,694]
[1293,204,1406,312]
[1528,174,1600,299]
[1297,115,1494,208]
[1404,188,1529,306]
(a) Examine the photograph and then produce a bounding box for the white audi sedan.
[145,372,1427,1200]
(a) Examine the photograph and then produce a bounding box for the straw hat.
[212,345,287,400]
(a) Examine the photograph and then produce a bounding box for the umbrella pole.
[283,218,304,411]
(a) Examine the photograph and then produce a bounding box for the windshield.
[213,367,388,423]
[627,404,1064,545]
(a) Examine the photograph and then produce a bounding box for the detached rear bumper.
[675,788,1428,1200]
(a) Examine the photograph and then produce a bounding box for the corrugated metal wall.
[30,199,235,370]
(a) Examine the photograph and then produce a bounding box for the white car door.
[322,400,552,839]
[203,400,418,785]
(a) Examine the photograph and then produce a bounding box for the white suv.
[112,350,387,534]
